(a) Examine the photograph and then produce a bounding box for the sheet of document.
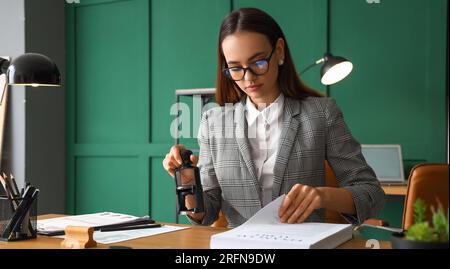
[37,212,148,233]
[54,225,189,244]
[210,195,353,248]
[233,195,349,241]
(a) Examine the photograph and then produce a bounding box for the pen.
[8,174,20,197]
[99,223,162,232]
[98,218,155,230]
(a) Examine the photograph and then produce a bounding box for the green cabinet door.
[66,0,150,216]
[150,0,230,223]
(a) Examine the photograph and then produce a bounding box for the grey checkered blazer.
[191,96,385,228]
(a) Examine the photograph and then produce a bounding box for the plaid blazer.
[193,96,385,228]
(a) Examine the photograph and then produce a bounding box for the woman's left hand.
[278,184,324,224]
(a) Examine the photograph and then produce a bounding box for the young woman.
[163,8,385,228]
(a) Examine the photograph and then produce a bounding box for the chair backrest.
[402,163,449,230]
[210,161,348,227]
[210,210,228,228]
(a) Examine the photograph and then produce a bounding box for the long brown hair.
[216,8,322,106]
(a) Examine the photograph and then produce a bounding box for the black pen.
[99,223,162,232]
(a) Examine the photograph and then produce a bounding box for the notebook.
[210,195,353,249]
[361,144,407,185]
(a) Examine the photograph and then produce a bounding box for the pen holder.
[0,195,38,241]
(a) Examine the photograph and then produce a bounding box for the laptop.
[361,144,407,185]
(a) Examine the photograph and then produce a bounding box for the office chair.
[402,163,449,230]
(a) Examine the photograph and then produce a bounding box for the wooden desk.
[382,185,407,196]
[0,215,391,249]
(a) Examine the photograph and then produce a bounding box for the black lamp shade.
[6,53,61,87]
[320,53,353,85]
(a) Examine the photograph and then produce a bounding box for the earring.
[279,59,284,66]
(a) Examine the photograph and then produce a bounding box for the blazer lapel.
[272,97,301,198]
[234,99,261,196]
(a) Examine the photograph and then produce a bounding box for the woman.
[163,8,385,228]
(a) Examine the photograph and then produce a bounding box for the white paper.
[53,225,189,244]
[210,195,353,249]
[92,225,188,244]
[37,212,148,233]
[39,212,191,245]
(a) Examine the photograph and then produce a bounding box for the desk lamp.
[300,53,353,92]
[0,53,61,87]
[0,53,61,168]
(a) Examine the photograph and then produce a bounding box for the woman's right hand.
[162,145,204,222]
[162,144,199,178]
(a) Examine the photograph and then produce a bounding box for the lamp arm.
[299,57,326,75]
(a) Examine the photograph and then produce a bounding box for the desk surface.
[381,185,407,196]
[0,215,391,249]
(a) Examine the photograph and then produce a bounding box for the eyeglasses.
[222,48,275,81]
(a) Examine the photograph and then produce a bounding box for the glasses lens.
[249,60,269,75]
[225,67,245,81]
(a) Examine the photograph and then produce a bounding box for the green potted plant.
[391,199,449,249]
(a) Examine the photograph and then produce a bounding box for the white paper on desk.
[93,225,188,244]
[54,225,189,244]
[37,212,149,233]
[210,195,353,249]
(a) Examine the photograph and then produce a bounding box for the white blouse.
[245,93,285,207]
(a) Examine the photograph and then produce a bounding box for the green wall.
[66,0,448,236]
[330,0,447,170]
